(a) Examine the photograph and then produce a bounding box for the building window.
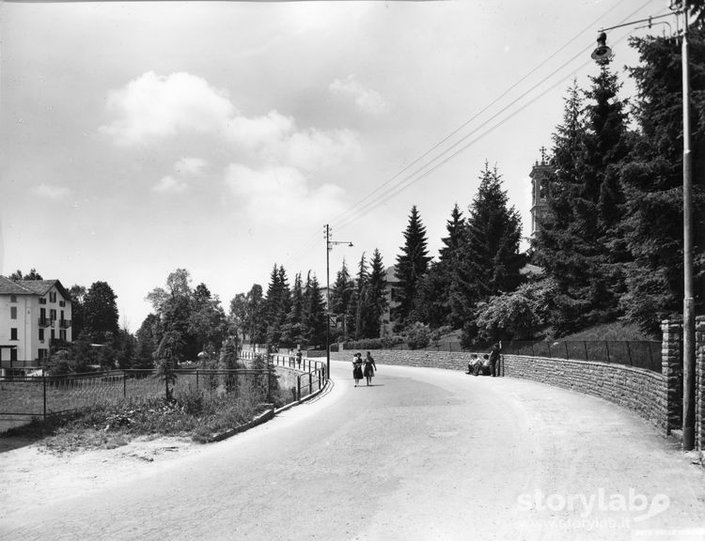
[10,295,17,303]
[59,300,65,307]
[38,349,48,360]
[10,328,18,340]
[49,292,57,303]
[51,329,56,340]
[60,330,66,341]
[39,297,46,305]
[39,328,45,341]
[10,306,17,319]
[10,348,17,362]
[50,309,57,321]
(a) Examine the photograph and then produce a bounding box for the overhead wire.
[329,0,658,233]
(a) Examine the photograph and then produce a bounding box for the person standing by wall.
[489,341,502,377]
[363,351,377,386]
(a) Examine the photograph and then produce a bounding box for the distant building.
[0,276,73,372]
[530,147,552,237]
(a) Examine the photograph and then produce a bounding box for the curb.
[205,379,332,443]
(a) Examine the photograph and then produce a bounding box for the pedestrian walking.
[489,341,501,377]
[363,351,376,386]
[352,353,363,387]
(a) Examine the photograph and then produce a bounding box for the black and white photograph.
[1,0,704,539]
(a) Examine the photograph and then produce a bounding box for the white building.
[0,276,73,371]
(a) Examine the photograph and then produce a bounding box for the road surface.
[2,361,705,540]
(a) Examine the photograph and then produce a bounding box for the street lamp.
[592,3,696,450]
[324,224,353,381]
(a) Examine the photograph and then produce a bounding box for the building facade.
[0,276,73,370]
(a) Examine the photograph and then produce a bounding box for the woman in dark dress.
[352,353,363,387]
[363,351,376,386]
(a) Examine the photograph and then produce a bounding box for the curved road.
[3,361,705,540]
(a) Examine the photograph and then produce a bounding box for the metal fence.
[0,368,276,424]
[240,350,327,401]
[500,340,662,373]
[343,338,662,373]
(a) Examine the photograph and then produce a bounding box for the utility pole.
[592,2,696,449]
[324,224,353,381]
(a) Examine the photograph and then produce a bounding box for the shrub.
[404,322,431,350]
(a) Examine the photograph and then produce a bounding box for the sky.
[0,0,670,331]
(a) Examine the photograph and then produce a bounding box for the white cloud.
[174,157,207,177]
[32,183,70,199]
[152,157,207,193]
[330,75,390,115]
[103,72,361,172]
[153,175,188,193]
[224,163,345,224]
[101,71,235,145]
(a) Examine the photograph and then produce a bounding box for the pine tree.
[415,204,467,328]
[394,205,431,326]
[365,249,388,338]
[618,30,705,333]
[535,66,632,334]
[329,260,355,340]
[302,272,326,347]
[453,163,524,335]
[282,273,305,347]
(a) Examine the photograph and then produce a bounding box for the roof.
[0,276,34,295]
[385,266,400,284]
[0,277,71,300]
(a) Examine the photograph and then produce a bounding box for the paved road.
[3,361,705,541]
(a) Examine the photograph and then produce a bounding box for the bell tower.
[530,146,552,237]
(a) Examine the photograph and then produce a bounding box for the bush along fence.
[336,318,705,452]
[240,350,327,403]
[0,352,327,426]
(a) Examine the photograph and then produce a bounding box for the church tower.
[530,147,552,237]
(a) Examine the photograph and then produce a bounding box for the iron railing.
[500,340,662,373]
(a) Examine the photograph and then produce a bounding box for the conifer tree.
[394,206,431,326]
[453,164,524,335]
[282,273,305,347]
[535,67,632,334]
[329,260,355,340]
[365,249,388,338]
[619,30,705,333]
[415,204,467,328]
[302,272,326,347]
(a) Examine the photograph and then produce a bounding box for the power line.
[331,0,657,232]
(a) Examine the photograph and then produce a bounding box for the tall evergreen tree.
[302,271,326,347]
[415,204,467,328]
[535,66,632,334]
[282,273,305,347]
[453,163,524,334]
[329,260,355,340]
[618,29,705,333]
[394,205,431,326]
[365,249,388,338]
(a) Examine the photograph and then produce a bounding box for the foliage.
[403,322,431,350]
[302,272,326,347]
[394,205,431,326]
[617,30,705,334]
[82,281,120,343]
[9,268,43,280]
[154,331,183,401]
[472,278,557,344]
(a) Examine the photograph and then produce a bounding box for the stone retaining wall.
[501,354,666,429]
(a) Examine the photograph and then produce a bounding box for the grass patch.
[2,383,294,452]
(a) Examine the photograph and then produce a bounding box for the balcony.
[38,317,51,327]
[59,319,72,329]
